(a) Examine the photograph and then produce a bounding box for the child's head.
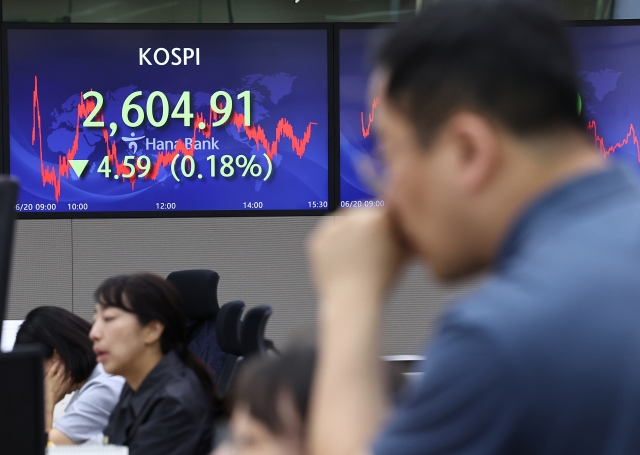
[225,345,316,455]
[217,344,406,455]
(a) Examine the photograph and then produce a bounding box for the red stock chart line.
[360,95,379,139]
[587,120,640,162]
[358,106,640,162]
[31,76,317,202]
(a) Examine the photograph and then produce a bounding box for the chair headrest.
[216,300,245,356]
[166,269,220,320]
[240,305,273,358]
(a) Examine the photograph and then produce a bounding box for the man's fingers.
[309,207,409,303]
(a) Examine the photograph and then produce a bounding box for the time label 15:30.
[81,90,252,132]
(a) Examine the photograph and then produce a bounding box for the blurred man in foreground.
[309,1,640,454]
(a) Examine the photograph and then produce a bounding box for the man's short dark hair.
[376,0,584,143]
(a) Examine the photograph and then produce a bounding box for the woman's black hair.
[234,345,317,436]
[93,273,220,412]
[14,306,96,384]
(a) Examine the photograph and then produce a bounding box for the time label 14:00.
[82,90,251,133]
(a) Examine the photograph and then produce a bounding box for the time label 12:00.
[82,90,251,135]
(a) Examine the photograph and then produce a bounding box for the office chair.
[215,300,245,398]
[166,269,226,375]
[240,305,277,358]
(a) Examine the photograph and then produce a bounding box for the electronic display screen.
[5,26,330,216]
[339,24,640,207]
[572,24,640,172]
[338,28,380,207]
[338,27,386,208]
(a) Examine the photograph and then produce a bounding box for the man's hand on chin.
[309,207,409,307]
[308,207,410,455]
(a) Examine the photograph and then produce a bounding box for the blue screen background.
[339,25,640,204]
[339,28,381,204]
[8,28,329,213]
[572,25,640,173]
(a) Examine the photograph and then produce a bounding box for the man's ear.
[143,320,165,346]
[446,112,501,194]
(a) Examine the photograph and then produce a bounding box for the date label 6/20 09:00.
[15,203,59,211]
[340,200,385,208]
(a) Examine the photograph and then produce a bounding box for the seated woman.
[90,273,219,455]
[14,306,125,445]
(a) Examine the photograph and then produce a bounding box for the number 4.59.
[97,155,153,179]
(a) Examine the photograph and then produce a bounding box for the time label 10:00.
[82,90,251,130]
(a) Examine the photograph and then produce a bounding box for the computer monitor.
[0,177,18,343]
[0,346,44,455]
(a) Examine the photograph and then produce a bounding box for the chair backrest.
[240,305,274,358]
[166,269,220,320]
[216,301,245,356]
[215,301,246,398]
[166,269,225,375]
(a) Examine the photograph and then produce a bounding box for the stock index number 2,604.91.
[82,90,252,135]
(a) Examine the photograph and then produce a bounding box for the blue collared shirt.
[374,166,640,455]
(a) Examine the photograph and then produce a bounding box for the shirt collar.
[67,363,105,408]
[94,362,121,380]
[88,363,103,382]
[127,350,184,417]
[497,165,638,269]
